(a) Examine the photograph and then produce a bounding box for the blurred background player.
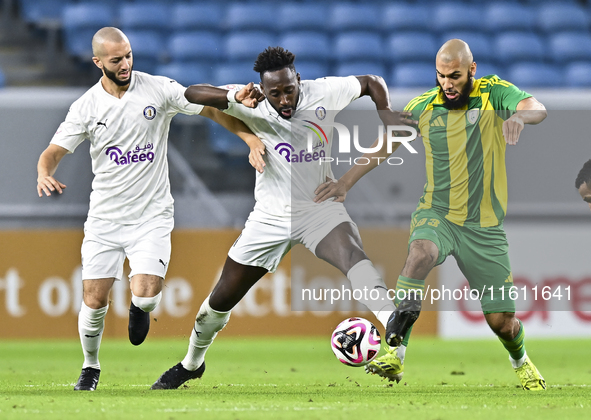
[576,160,591,210]
[36,27,260,391]
[314,39,548,390]
[150,46,415,389]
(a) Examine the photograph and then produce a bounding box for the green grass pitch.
[0,337,589,420]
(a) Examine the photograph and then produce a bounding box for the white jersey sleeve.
[160,77,204,116]
[51,101,89,153]
[317,76,362,110]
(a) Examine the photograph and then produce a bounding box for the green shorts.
[409,208,515,313]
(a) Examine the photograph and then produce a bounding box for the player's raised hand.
[247,137,266,173]
[37,176,66,197]
[314,176,348,203]
[236,82,266,108]
[502,115,524,146]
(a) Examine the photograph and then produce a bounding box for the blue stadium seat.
[224,32,276,62]
[224,3,276,32]
[119,3,171,34]
[213,61,258,87]
[565,62,591,87]
[334,32,383,62]
[155,63,213,87]
[278,32,331,63]
[387,32,437,64]
[335,62,387,79]
[0,67,5,88]
[208,119,250,156]
[62,3,115,59]
[168,32,222,63]
[171,3,223,31]
[440,32,490,64]
[537,4,588,33]
[485,3,535,33]
[382,4,431,33]
[549,32,591,63]
[495,32,545,65]
[432,3,483,33]
[279,4,329,31]
[125,31,166,74]
[19,0,71,25]
[475,63,502,80]
[295,61,329,81]
[508,63,563,88]
[330,3,380,32]
[392,63,434,88]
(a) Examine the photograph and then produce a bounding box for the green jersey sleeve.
[488,76,532,110]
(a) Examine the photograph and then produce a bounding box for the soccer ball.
[330,317,381,367]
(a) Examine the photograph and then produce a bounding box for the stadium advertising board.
[438,223,591,338]
[0,229,437,339]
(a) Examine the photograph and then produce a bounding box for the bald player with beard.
[315,39,548,390]
[37,27,261,391]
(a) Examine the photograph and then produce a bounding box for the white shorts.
[228,202,353,272]
[81,215,174,281]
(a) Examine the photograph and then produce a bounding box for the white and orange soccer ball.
[330,317,381,367]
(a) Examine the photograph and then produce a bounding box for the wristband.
[227,89,238,103]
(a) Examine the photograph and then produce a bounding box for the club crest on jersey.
[143,106,156,120]
[315,106,326,120]
[467,109,479,125]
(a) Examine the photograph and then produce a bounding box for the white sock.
[78,301,108,370]
[181,296,231,371]
[510,351,528,369]
[131,291,162,313]
[396,345,407,364]
[347,259,396,330]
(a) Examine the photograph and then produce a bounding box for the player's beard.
[437,76,473,109]
[104,65,132,87]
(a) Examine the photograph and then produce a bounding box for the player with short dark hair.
[150,46,415,389]
[576,159,591,210]
[36,27,260,391]
[315,39,548,390]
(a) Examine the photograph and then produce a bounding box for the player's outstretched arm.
[200,106,266,173]
[356,75,417,127]
[314,134,402,204]
[503,97,547,146]
[37,144,68,197]
[185,83,265,110]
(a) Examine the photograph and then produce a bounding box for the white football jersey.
[50,71,204,224]
[224,76,362,220]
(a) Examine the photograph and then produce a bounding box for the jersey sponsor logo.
[430,116,445,127]
[105,145,155,165]
[143,106,156,120]
[303,120,329,146]
[274,142,326,164]
[467,109,479,125]
[315,106,326,120]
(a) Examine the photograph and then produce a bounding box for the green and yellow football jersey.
[405,75,531,227]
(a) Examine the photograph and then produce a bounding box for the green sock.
[498,319,526,360]
[394,276,425,347]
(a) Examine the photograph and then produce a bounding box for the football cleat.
[514,356,546,391]
[385,296,421,347]
[128,302,150,346]
[151,362,206,390]
[74,367,100,391]
[365,346,404,383]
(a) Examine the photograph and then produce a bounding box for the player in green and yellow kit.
[314,39,547,390]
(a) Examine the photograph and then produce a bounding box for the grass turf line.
[0,337,589,420]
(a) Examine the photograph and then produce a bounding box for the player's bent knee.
[132,291,162,312]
